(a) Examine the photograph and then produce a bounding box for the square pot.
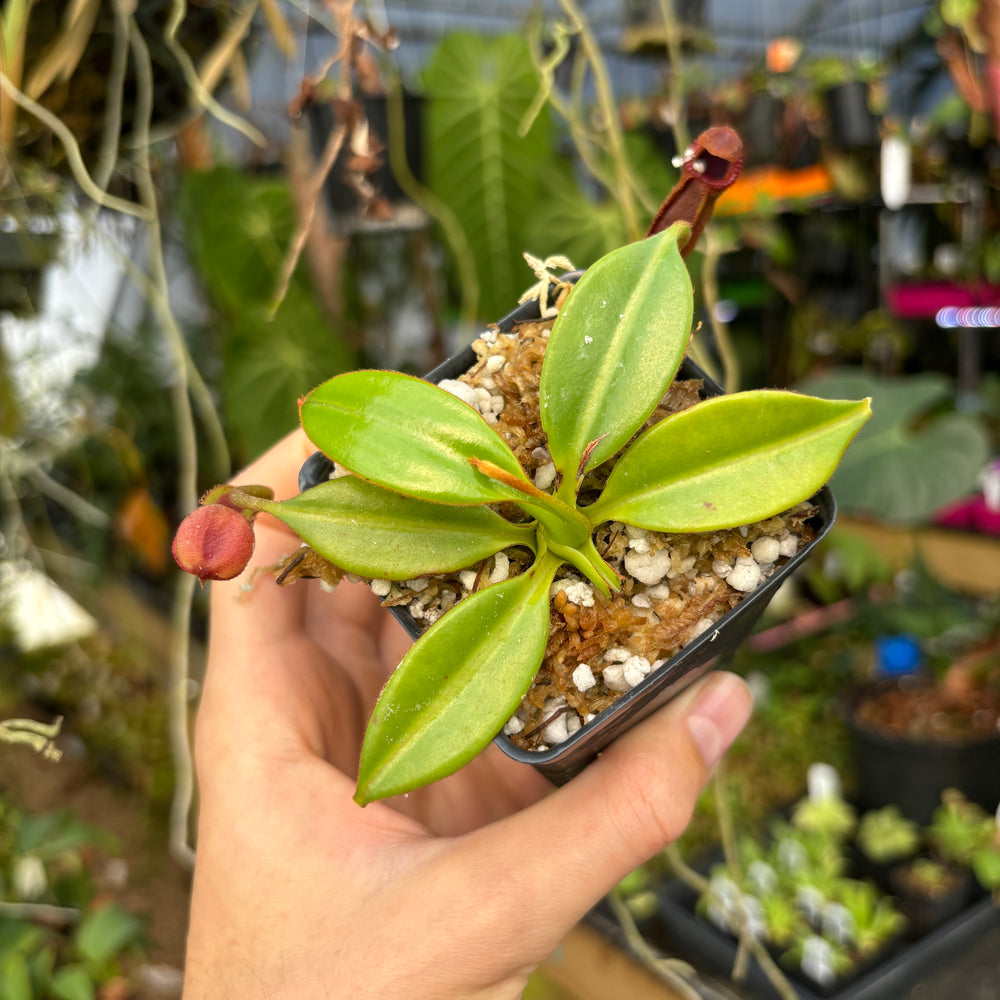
[845,680,1000,825]
[299,282,838,786]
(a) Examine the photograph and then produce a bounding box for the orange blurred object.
[116,486,170,576]
[766,36,802,74]
[714,163,836,215]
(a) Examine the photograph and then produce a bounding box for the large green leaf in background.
[796,368,990,524]
[178,167,355,463]
[424,33,555,322]
[524,162,628,271]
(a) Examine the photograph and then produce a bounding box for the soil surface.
[853,678,1000,744]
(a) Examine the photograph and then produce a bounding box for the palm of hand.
[182,430,749,1000]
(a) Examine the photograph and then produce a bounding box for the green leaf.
[15,810,112,859]
[50,965,94,1000]
[75,905,142,968]
[0,921,45,962]
[0,951,33,1000]
[177,166,355,460]
[424,32,555,321]
[539,225,693,485]
[972,848,1000,890]
[589,391,871,532]
[796,369,990,524]
[356,554,559,803]
[524,163,628,269]
[263,477,534,579]
[300,370,532,505]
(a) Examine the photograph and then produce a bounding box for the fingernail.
[686,673,754,768]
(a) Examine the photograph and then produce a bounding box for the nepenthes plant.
[173,128,871,804]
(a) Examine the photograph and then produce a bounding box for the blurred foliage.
[177,166,356,465]
[671,555,1000,860]
[522,128,679,271]
[522,164,627,272]
[0,794,146,1000]
[674,632,856,857]
[2,0,244,195]
[423,33,556,322]
[804,529,894,606]
[1,623,173,804]
[796,368,991,524]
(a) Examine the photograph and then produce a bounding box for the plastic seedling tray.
[655,872,999,1000]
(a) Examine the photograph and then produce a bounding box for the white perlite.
[503,713,525,735]
[727,555,762,593]
[623,547,673,585]
[572,663,596,692]
[542,710,582,745]
[626,527,651,554]
[534,461,557,490]
[437,378,478,407]
[551,577,595,607]
[488,552,510,584]
[779,532,800,557]
[687,617,715,642]
[602,655,651,693]
[750,536,781,565]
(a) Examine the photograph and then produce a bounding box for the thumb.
[463,670,752,936]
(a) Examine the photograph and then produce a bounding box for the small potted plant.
[845,622,1000,825]
[174,129,871,804]
[682,793,907,995]
[929,789,1000,900]
[888,855,976,938]
[854,804,921,886]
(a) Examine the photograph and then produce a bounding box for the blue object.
[875,634,922,677]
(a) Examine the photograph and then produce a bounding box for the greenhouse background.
[2,1,1000,997]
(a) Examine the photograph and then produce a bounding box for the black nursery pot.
[846,683,1000,825]
[306,93,423,223]
[299,286,837,786]
[825,80,880,151]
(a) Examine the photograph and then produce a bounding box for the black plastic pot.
[845,685,1000,826]
[741,92,784,168]
[888,859,978,940]
[299,281,837,786]
[306,92,423,228]
[825,81,880,152]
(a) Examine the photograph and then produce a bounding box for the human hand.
[183,429,753,1000]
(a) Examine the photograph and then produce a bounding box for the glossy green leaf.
[539,224,693,483]
[589,391,871,532]
[75,905,142,967]
[300,370,531,505]
[355,554,559,803]
[263,477,534,579]
[51,966,95,1000]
